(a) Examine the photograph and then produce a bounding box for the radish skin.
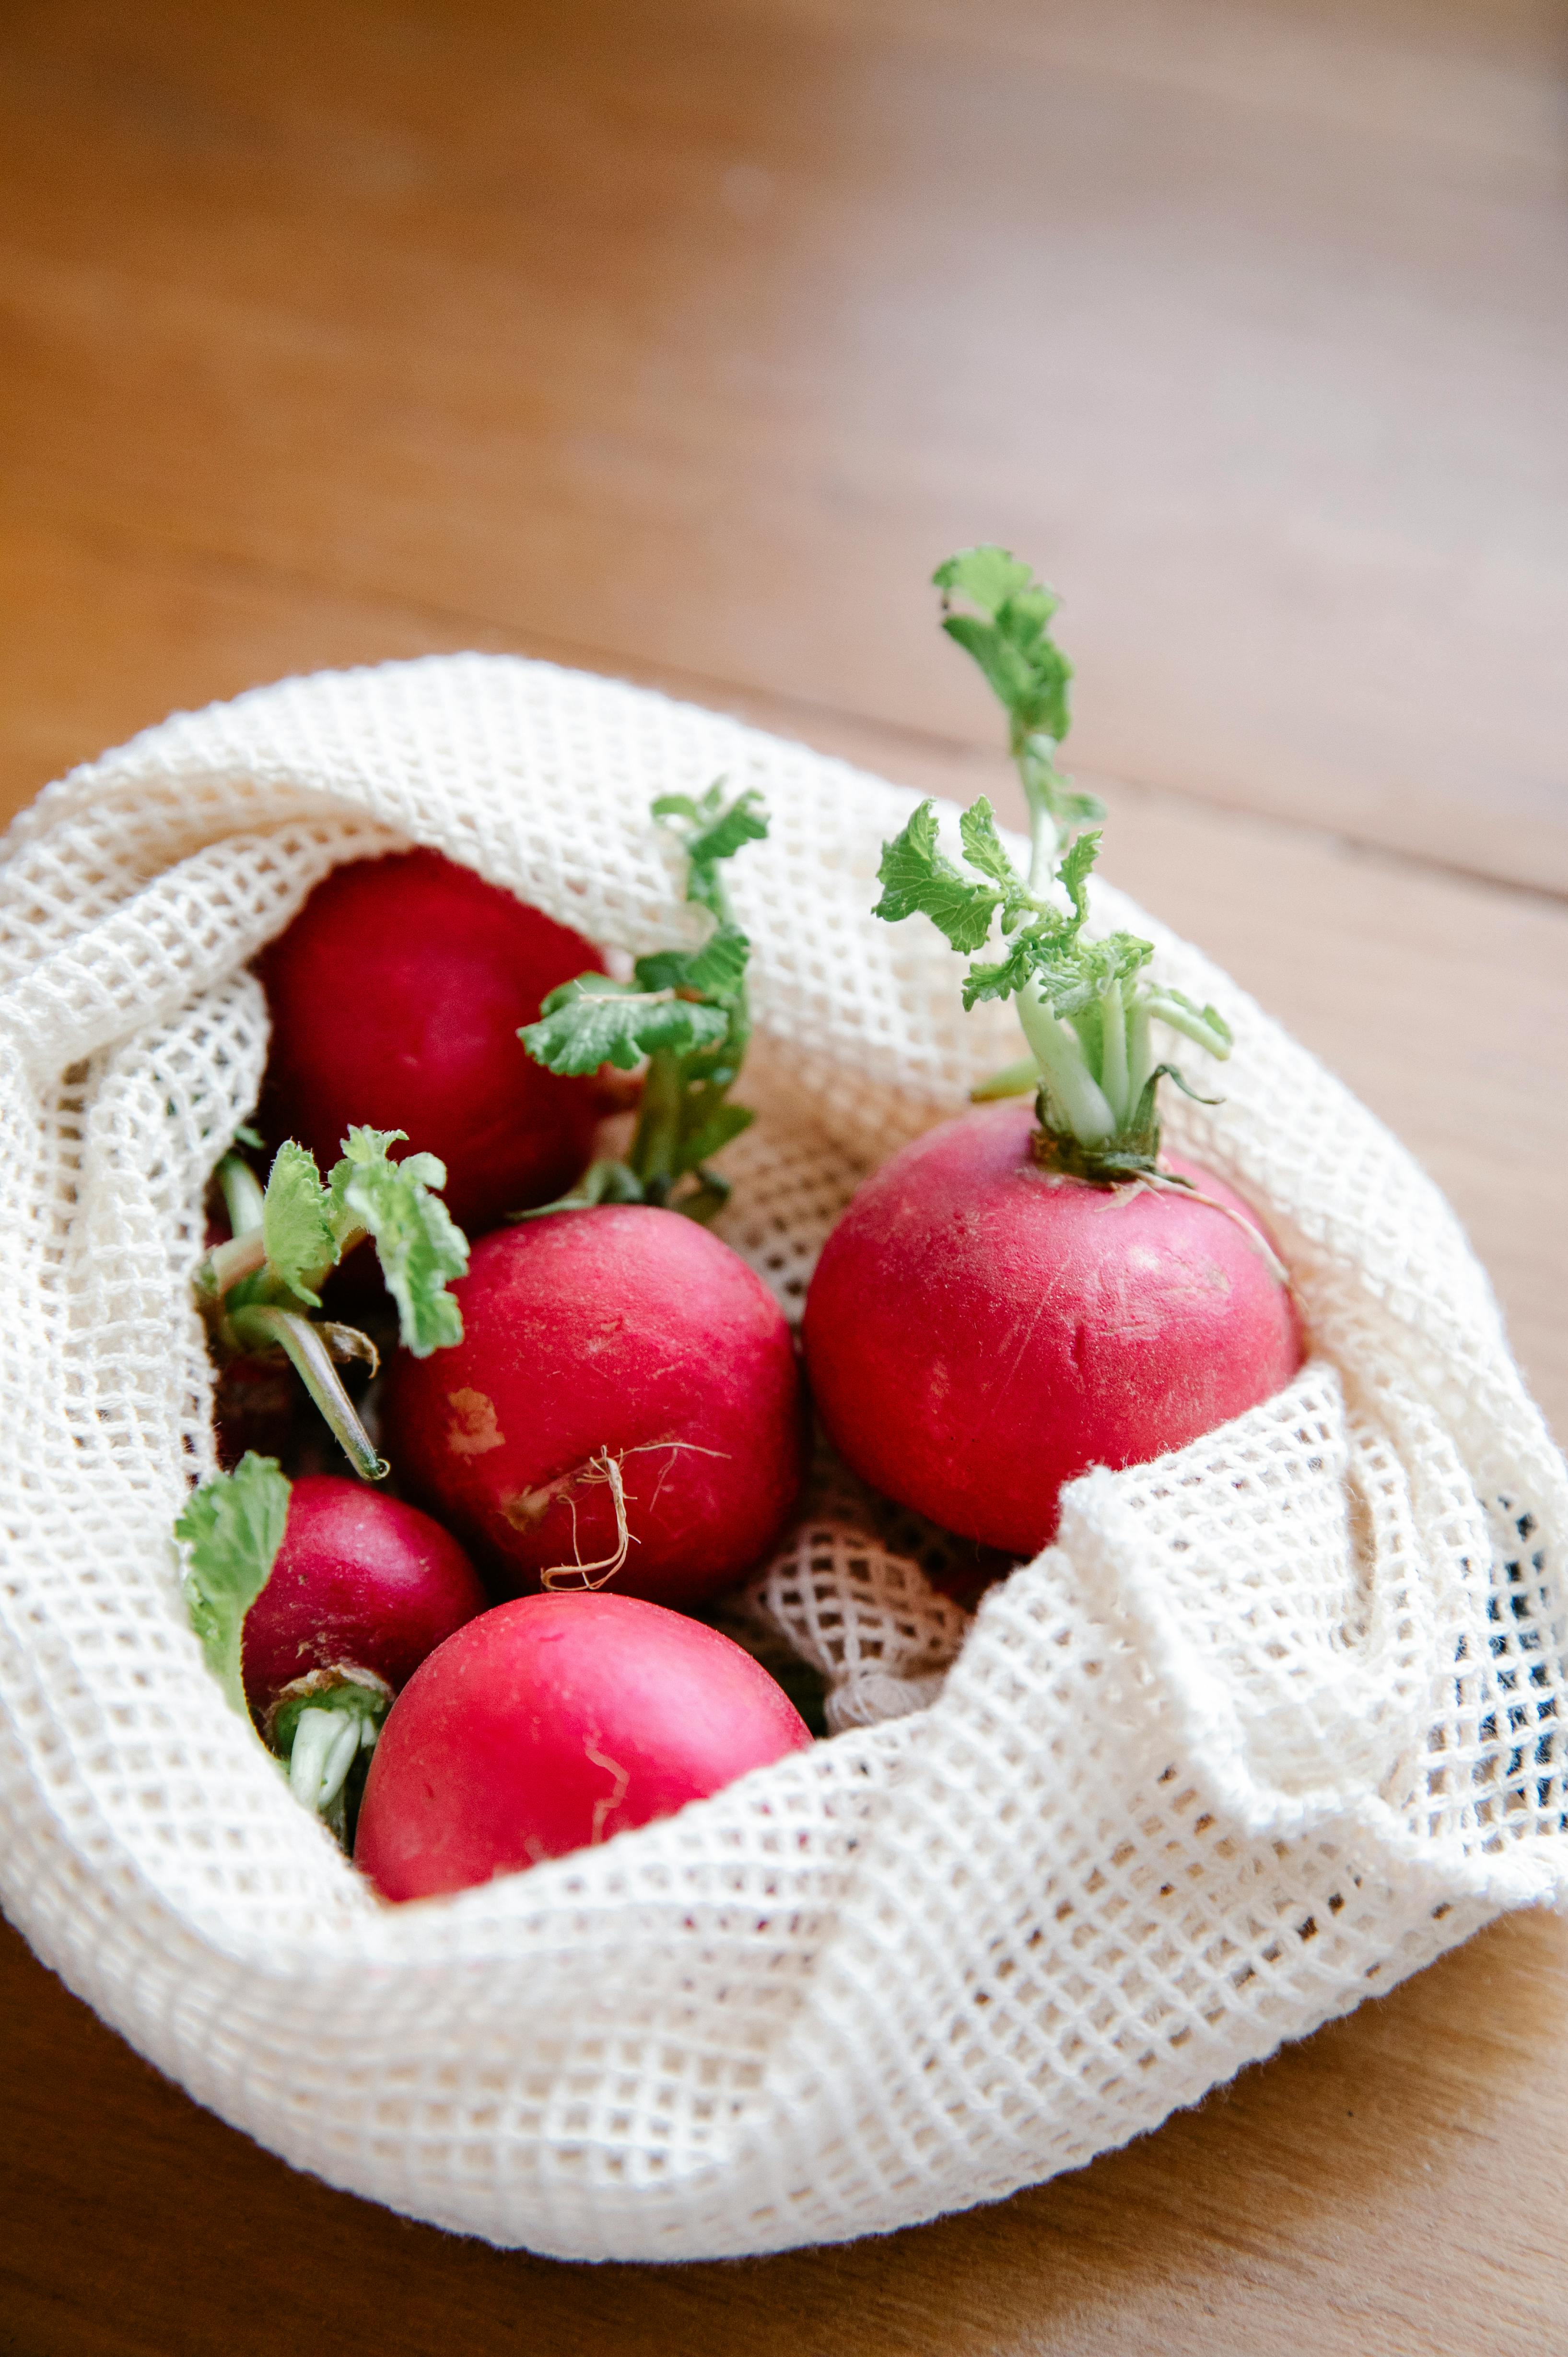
[803,1102,1302,1558]
[241,1474,488,1720]
[258,848,604,1237]
[383,1208,806,1607]
[354,1592,814,1900]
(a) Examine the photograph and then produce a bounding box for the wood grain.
[6,1902,1568,2355]
[3,0,1568,2348]
[2,0,1566,884]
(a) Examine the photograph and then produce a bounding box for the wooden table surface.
[3,1,1566,2348]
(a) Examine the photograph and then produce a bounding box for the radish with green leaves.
[802,549,1301,1557]
[354,1592,814,1901]
[383,786,806,1606]
[199,1125,468,1479]
[258,848,605,1237]
[175,1453,486,1841]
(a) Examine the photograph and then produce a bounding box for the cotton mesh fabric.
[0,653,1564,2262]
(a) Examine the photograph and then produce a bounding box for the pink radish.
[241,1473,488,1721]
[801,547,1301,1556]
[804,1103,1299,1557]
[354,1591,813,1900]
[258,847,605,1237]
[383,1207,805,1608]
[175,1455,487,1838]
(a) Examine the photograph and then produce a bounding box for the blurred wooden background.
[3,0,1566,2348]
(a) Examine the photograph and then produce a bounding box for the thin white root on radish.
[540,1450,632,1591]
[537,1439,733,1592]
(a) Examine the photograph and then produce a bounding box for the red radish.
[174,1453,487,1838]
[241,1473,488,1722]
[804,1103,1300,1557]
[801,546,1302,1556]
[257,847,605,1237]
[383,1207,805,1607]
[354,1591,813,1900]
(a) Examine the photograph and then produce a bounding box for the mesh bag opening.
[0,653,1563,2260]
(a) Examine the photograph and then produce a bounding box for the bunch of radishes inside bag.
[182,548,1302,1901]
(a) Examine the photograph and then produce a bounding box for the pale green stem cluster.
[1006,765,1229,1152]
[288,1705,379,1813]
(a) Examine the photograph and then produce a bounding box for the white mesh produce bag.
[2,653,1565,2263]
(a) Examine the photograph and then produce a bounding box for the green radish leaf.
[1051,783,1109,830]
[521,986,731,1075]
[680,1098,755,1167]
[960,943,1037,1009]
[682,923,751,999]
[631,947,695,992]
[932,546,1041,618]
[261,1141,339,1308]
[1056,828,1101,924]
[175,1453,291,1723]
[935,546,1073,744]
[537,970,638,1015]
[511,1157,650,1220]
[631,924,749,1002]
[520,781,766,1213]
[328,1127,468,1357]
[874,801,1002,953]
[684,790,768,873]
[672,787,769,919]
[957,798,1020,890]
[1147,985,1234,1055]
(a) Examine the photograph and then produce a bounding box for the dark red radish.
[175,1452,485,1839]
[801,546,1302,1557]
[804,1102,1300,1557]
[241,1473,488,1721]
[258,847,605,1237]
[383,1208,806,1608]
[354,1591,814,1900]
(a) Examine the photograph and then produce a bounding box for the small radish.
[383,778,804,1606]
[806,1104,1299,1556]
[242,1474,488,1716]
[383,1205,805,1607]
[354,1591,814,1900]
[802,548,1301,1556]
[175,1455,487,1839]
[198,1124,468,1479]
[258,848,605,1236]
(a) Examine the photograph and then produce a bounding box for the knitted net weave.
[1,655,1564,2262]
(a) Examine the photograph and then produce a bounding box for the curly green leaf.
[874,801,1002,953]
[259,1140,339,1308]
[174,1454,290,1722]
[328,1128,468,1356]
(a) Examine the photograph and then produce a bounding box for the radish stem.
[230,1304,386,1481]
[218,1152,266,1240]
[288,1706,368,1812]
[204,1227,268,1294]
[518,783,768,1223]
[885,547,1236,1183]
